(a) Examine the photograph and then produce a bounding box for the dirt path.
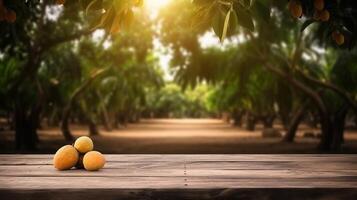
[1,119,357,153]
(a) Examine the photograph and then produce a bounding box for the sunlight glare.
[144,0,173,81]
[145,0,171,16]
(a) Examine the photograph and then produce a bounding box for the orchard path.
[52,118,357,154]
[1,118,357,153]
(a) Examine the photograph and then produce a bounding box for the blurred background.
[0,0,357,154]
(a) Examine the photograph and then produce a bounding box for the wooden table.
[0,154,357,199]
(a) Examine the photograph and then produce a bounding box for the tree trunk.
[317,110,333,151]
[60,69,107,141]
[263,63,331,150]
[331,105,349,151]
[263,115,275,128]
[88,118,99,136]
[14,80,44,151]
[14,106,26,150]
[48,107,58,127]
[279,111,290,131]
[14,103,38,151]
[112,113,119,129]
[246,113,256,131]
[60,106,74,141]
[101,108,112,131]
[306,113,319,128]
[232,110,243,127]
[7,111,14,130]
[283,102,308,142]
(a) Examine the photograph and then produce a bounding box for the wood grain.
[0,154,357,199]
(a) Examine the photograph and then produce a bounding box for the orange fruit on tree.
[288,0,302,18]
[332,31,344,45]
[56,0,65,5]
[314,0,324,11]
[320,10,330,21]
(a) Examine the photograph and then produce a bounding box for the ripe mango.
[83,151,106,171]
[288,0,302,18]
[320,10,329,21]
[333,32,344,45]
[53,145,79,170]
[74,136,93,153]
[314,0,324,11]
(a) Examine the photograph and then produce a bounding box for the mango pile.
[53,136,105,171]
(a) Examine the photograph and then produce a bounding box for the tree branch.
[60,68,107,141]
[42,29,94,51]
[263,62,328,116]
[296,68,357,113]
[8,28,94,94]
[270,42,356,113]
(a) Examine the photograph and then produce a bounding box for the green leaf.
[212,6,238,40]
[251,0,270,22]
[212,8,225,39]
[221,9,231,42]
[238,0,253,8]
[191,5,212,32]
[235,7,254,31]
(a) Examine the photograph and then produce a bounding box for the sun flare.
[145,0,171,12]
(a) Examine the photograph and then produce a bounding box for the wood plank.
[2,154,357,163]
[1,165,357,178]
[0,176,356,189]
[1,154,357,199]
[0,155,356,189]
[186,161,357,170]
[1,188,357,200]
[0,165,185,177]
[0,177,186,189]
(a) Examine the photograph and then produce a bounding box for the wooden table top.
[1,154,357,189]
[1,154,357,199]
